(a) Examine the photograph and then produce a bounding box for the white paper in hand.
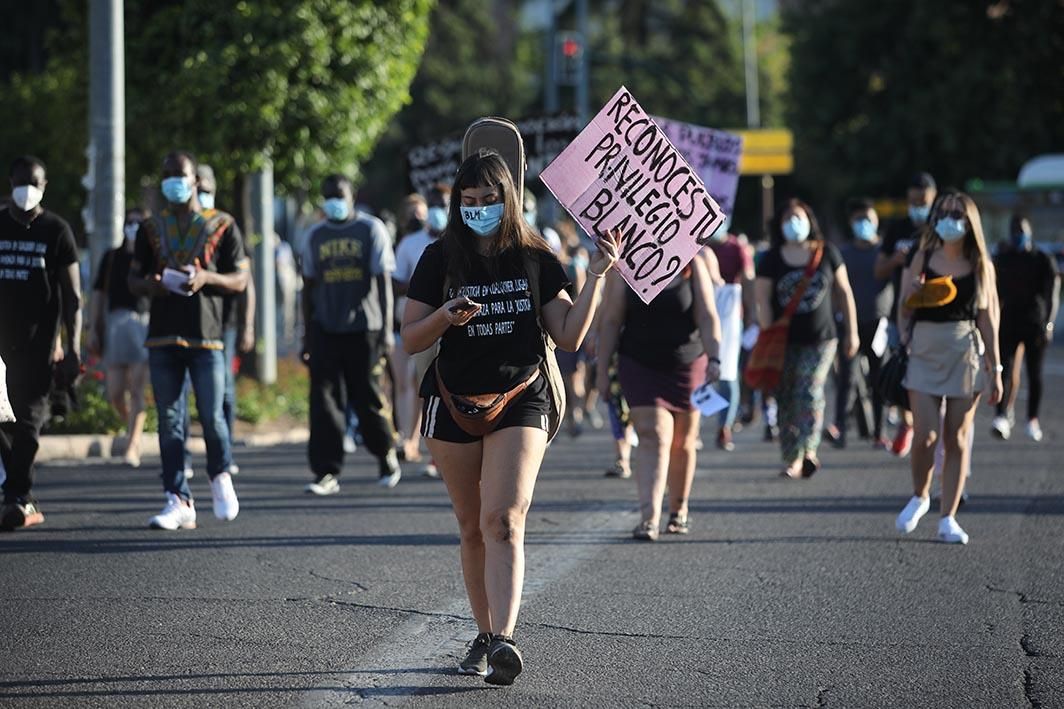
[162,267,194,297]
[690,383,729,418]
[871,317,889,357]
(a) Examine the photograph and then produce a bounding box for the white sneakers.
[990,415,1012,440]
[210,472,240,521]
[305,473,341,496]
[149,493,197,530]
[895,496,930,534]
[937,516,969,544]
[896,496,970,544]
[149,472,240,529]
[1026,420,1043,442]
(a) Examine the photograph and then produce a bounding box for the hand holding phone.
[444,296,482,325]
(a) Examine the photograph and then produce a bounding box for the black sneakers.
[458,632,493,676]
[484,635,523,686]
[0,497,45,531]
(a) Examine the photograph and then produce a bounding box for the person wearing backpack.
[401,150,620,686]
[754,199,859,480]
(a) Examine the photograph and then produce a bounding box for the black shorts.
[421,374,551,443]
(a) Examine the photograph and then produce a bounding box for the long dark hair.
[441,149,549,286]
[768,197,824,249]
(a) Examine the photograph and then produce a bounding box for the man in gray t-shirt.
[301,174,400,494]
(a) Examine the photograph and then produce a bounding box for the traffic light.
[555,31,584,86]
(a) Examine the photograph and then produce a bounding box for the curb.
[36,428,310,463]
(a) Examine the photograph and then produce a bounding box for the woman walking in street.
[401,150,620,685]
[89,208,152,467]
[755,199,859,479]
[595,249,722,541]
[895,192,1001,544]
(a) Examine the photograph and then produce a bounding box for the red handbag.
[744,246,823,391]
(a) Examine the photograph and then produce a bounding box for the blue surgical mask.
[852,218,877,241]
[909,204,931,225]
[198,192,215,210]
[934,217,967,242]
[427,206,448,232]
[461,203,504,237]
[161,176,193,204]
[323,198,350,222]
[1013,231,1033,251]
[782,215,810,242]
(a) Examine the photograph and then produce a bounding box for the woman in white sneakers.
[401,150,620,685]
[895,191,1001,544]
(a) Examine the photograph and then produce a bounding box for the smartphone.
[449,300,481,314]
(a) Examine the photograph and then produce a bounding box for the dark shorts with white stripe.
[421,374,551,444]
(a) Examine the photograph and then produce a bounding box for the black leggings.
[997,320,1048,420]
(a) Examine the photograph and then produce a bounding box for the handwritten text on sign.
[651,117,742,220]
[539,86,725,304]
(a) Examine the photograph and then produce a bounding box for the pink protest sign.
[539,86,726,304]
[651,116,743,219]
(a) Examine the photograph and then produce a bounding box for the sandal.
[604,461,631,479]
[632,520,659,541]
[801,457,820,478]
[779,463,802,479]
[665,513,689,535]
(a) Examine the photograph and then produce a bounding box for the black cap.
[909,172,936,191]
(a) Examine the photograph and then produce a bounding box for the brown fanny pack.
[435,364,539,438]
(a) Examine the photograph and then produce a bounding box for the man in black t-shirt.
[129,151,249,531]
[991,214,1060,442]
[873,172,936,458]
[0,155,82,531]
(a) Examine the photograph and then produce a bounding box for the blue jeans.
[149,347,232,499]
[222,326,238,436]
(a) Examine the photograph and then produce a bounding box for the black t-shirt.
[0,207,79,356]
[407,241,570,395]
[619,273,703,369]
[757,243,844,345]
[94,246,149,313]
[995,249,1058,326]
[131,209,249,350]
[913,267,978,322]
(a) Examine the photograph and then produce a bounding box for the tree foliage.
[2,0,433,225]
[784,0,1064,212]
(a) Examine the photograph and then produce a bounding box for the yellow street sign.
[733,128,794,175]
[739,153,794,175]
[735,129,793,153]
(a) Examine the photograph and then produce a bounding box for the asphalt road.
[2,353,1063,708]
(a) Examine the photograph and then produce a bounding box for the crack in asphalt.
[986,585,1064,608]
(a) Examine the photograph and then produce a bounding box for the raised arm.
[540,230,621,352]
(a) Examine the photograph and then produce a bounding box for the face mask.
[161,176,193,204]
[461,203,504,237]
[852,218,877,241]
[782,215,810,242]
[909,204,931,225]
[427,206,448,232]
[198,192,215,210]
[323,198,350,221]
[571,253,590,271]
[123,223,139,241]
[934,217,967,242]
[11,185,44,211]
[1013,231,1033,251]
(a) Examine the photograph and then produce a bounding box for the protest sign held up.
[540,86,726,304]
[651,116,742,220]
